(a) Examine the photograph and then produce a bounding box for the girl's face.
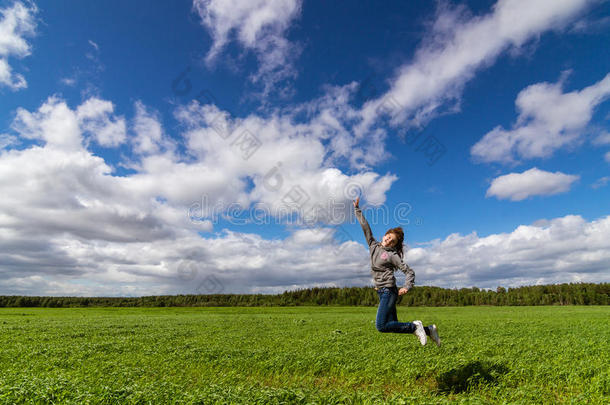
[381,232,397,248]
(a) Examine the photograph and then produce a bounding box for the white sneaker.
[413,320,427,346]
[429,324,441,347]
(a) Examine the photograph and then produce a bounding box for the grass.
[0,306,608,404]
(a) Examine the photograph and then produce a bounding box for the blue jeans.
[375,286,416,333]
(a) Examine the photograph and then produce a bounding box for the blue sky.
[1,0,609,296]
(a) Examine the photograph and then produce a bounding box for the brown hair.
[385,227,404,258]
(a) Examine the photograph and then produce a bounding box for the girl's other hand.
[398,288,408,296]
[353,197,360,209]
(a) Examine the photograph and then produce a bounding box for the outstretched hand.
[353,197,360,209]
[398,288,408,296]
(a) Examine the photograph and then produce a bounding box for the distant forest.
[0,283,608,308]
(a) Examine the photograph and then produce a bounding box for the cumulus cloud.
[11,96,127,150]
[471,72,610,164]
[0,94,398,295]
[0,226,373,296]
[486,167,580,201]
[131,101,174,155]
[193,0,302,99]
[11,96,82,150]
[1,209,609,295]
[407,214,610,288]
[0,93,607,295]
[356,0,597,134]
[173,98,396,219]
[77,98,127,147]
[0,1,37,90]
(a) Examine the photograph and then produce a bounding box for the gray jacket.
[355,206,415,290]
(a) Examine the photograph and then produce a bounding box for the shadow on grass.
[436,361,509,394]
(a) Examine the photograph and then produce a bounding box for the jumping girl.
[353,196,440,346]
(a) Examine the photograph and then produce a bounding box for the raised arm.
[391,254,415,290]
[353,198,376,248]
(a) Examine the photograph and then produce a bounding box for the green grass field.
[0,306,608,404]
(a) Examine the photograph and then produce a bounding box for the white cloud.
[356,0,597,135]
[60,77,76,86]
[173,99,396,214]
[0,1,37,90]
[85,38,101,62]
[0,132,18,148]
[569,14,610,34]
[472,72,610,164]
[486,167,579,201]
[11,96,127,149]
[605,151,610,163]
[131,101,174,155]
[591,176,610,189]
[592,131,610,145]
[0,92,607,295]
[193,0,302,98]
[407,214,610,288]
[1,208,608,295]
[0,225,373,296]
[285,81,391,169]
[12,96,82,150]
[77,97,127,147]
[0,95,399,295]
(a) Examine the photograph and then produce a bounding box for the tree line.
[0,283,607,308]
